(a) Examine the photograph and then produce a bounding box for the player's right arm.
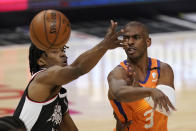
[108,66,152,101]
[108,65,175,112]
[38,20,124,86]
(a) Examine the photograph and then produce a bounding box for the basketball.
[29,9,71,50]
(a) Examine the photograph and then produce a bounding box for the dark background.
[0,0,196,45]
[0,0,196,28]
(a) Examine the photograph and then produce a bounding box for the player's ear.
[37,57,46,67]
[146,38,151,47]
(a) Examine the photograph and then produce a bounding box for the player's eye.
[62,49,65,53]
[123,35,129,39]
[132,35,141,40]
[63,46,69,53]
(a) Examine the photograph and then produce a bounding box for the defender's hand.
[102,20,124,49]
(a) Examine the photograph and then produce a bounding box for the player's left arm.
[58,111,78,131]
[157,62,174,88]
[153,62,176,111]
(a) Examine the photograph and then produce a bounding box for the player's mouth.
[127,47,136,54]
[62,60,67,66]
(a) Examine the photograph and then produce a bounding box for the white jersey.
[14,70,68,131]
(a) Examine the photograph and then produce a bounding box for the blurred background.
[0,0,196,131]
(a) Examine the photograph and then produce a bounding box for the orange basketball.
[29,9,71,50]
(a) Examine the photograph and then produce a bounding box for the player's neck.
[128,55,149,73]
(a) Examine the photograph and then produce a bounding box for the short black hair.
[29,43,45,75]
[125,21,149,37]
[0,116,26,131]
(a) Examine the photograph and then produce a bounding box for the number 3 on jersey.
[144,109,154,129]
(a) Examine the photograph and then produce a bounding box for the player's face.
[123,26,151,60]
[44,47,68,67]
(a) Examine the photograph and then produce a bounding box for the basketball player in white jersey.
[14,20,125,131]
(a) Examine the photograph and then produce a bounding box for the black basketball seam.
[55,33,70,45]
[55,27,70,46]
[62,19,68,34]
[31,22,45,49]
[44,10,52,47]
[51,12,61,47]
[55,19,71,45]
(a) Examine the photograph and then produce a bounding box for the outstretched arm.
[38,20,124,86]
[152,62,175,111]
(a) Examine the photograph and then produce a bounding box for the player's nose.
[60,51,66,57]
[128,37,135,45]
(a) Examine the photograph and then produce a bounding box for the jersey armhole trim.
[26,94,58,105]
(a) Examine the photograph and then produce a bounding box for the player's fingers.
[127,72,133,78]
[162,98,170,112]
[153,98,158,110]
[126,78,134,86]
[127,72,133,76]
[107,20,115,35]
[127,64,133,70]
[127,67,133,75]
[159,103,163,112]
[112,29,124,38]
[166,97,176,111]
[115,40,125,47]
[112,21,118,33]
[108,20,117,35]
[156,98,164,112]
[133,71,137,78]
[121,39,128,48]
[123,38,128,44]
[132,77,136,86]
[127,65,133,71]
[127,62,134,69]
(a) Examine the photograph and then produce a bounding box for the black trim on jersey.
[147,67,160,70]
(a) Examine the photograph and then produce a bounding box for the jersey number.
[144,109,154,129]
